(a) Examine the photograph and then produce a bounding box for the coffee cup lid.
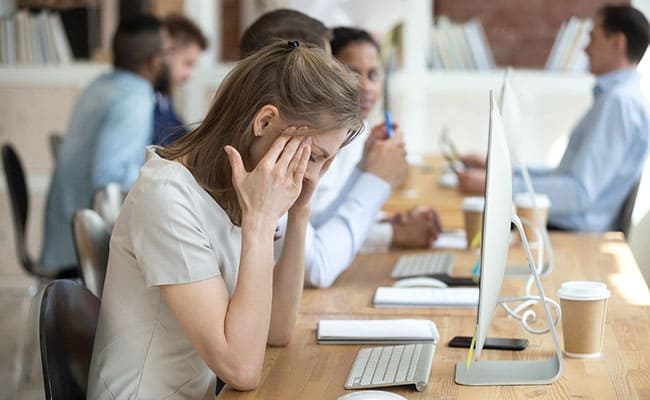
[462,197,485,212]
[514,192,551,208]
[557,281,610,301]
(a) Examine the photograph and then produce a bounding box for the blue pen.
[384,111,394,139]
[471,259,480,283]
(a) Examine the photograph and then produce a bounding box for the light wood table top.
[218,158,650,399]
[384,157,465,229]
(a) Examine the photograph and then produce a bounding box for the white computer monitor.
[499,68,555,278]
[473,90,513,361]
[454,91,562,386]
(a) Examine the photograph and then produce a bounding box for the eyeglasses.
[341,124,365,148]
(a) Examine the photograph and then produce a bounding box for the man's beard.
[154,63,172,95]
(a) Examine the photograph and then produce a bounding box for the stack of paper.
[317,319,440,344]
[433,229,467,249]
[374,287,479,308]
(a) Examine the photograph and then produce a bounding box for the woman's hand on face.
[224,135,311,226]
[289,155,334,214]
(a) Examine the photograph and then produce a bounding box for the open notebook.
[317,319,440,345]
[374,287,479,308]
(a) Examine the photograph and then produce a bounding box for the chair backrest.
[39,280,100,400]
[48,132,63,162]
[1,143,34,272]
[616,178,641,238]
[92,183,126,228]
[73,209,110,298]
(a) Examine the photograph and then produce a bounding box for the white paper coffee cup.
[462,197,484,249]
[515,193,551,242]
[557,281,610,358]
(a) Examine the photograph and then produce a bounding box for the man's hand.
[391,206,442,248]
[459,153,487,169]
[457,168,487,195]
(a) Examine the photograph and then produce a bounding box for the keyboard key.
[384,345,403,383]
[407,344,423,381]
[371,346,394,384]
[347,348,370,386]
[395,344,414,382]
[360,347,382,385]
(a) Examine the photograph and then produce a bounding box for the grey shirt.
[87,148,242,399]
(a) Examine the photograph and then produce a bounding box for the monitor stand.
[455,214,563,386]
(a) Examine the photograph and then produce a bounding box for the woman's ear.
[252,105,280,137]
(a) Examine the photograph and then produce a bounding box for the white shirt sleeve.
[304,168,391,287]
[360,221,394,252]
[274,167,391,288]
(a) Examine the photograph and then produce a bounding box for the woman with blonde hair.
[87,40,362,399]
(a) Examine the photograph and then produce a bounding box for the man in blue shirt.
[153,15,207,146]
[41,15,171,268]
[458,5,650,232]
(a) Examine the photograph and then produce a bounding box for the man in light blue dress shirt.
[41,15,171,268]
[458,5,650,232]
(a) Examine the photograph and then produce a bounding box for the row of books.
[0,10,73,64]
[545,17,591,71]
[430,16,496,70]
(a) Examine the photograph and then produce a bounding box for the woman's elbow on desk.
[267,331,293,347]
[221,367,262,391]
[211,352,265,391]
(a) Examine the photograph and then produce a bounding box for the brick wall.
[221,0,240,61]
[435,0,630,68]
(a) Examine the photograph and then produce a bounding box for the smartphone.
[431,274,478,287]
[448,336,528,351]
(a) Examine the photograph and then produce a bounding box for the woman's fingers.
[224,145,245,185]
[261,135,292,166]
[276,136,304,171]
[291,138,311,184]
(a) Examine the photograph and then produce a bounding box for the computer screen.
[498,67,522,165]
[473,90,513,361]
[499,68,555,277]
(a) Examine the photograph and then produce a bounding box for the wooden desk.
[384,157,465,229]
[218,158,650,399]
[219,233,650,399]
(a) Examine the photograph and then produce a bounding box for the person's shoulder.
[137,149,196,194]
[602,83,648,112]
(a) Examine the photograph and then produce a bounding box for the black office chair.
[39,280,100,400]
[2,144,78,279]
[1,143,78,394]
[48,132,64,162]
[615,178,641,238]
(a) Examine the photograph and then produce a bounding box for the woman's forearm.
[221,216,276,382]
[268,209,309,345]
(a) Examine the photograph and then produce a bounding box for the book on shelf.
[0,9,73,64]
[545,17,591,71]
[430,16,495,70]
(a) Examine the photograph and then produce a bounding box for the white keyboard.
[391,253,454,279]
[344,343,436,392]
